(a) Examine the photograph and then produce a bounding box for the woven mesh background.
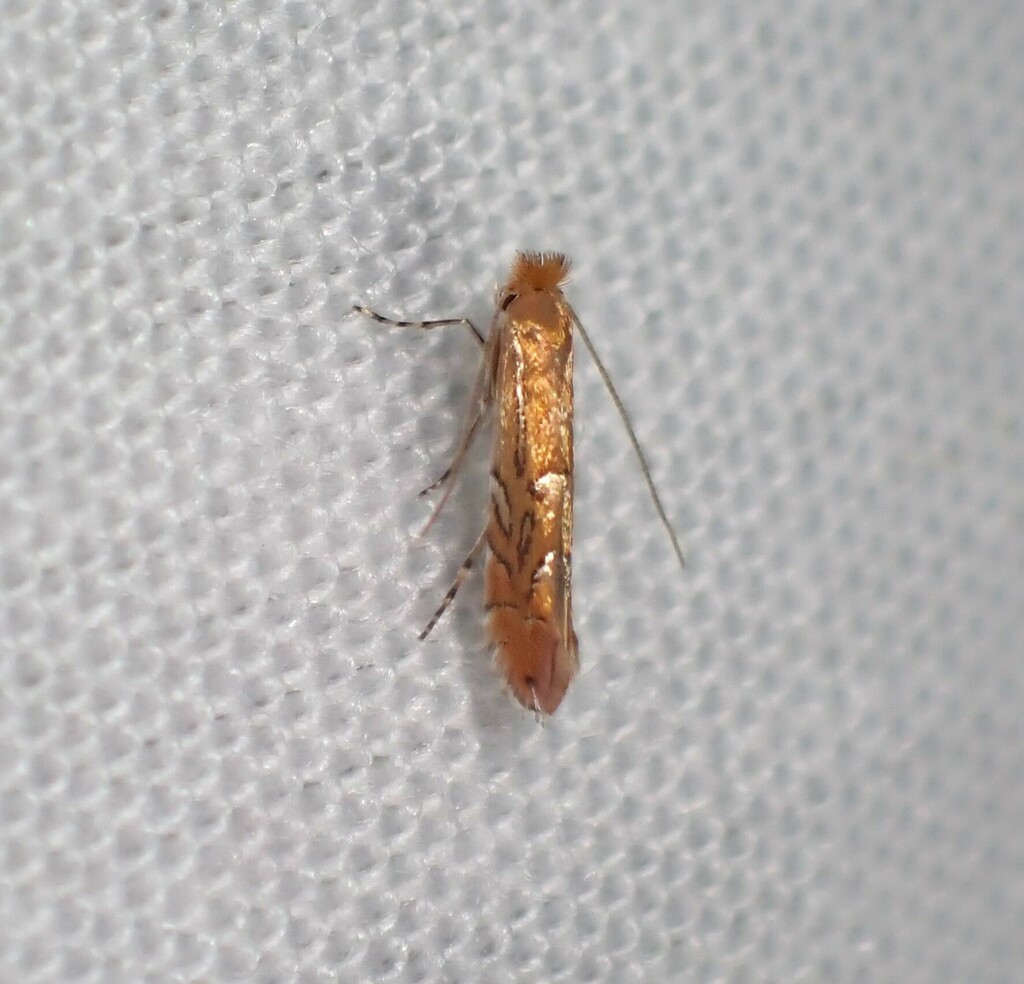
[3,1,1024,981]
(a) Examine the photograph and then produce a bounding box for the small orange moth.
[354,252,684,715]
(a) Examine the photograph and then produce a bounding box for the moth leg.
[416,400,486,537]
[353,304,494,536]
[416,323,501,537]
[352,305,484,345]
[419,525,488,639]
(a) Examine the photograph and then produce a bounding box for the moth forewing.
[484,264,580,714]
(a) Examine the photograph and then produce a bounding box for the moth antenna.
[569,308,686,568]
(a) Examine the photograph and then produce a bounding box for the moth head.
[498,251,572,310]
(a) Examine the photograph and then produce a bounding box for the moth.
[354,252,683,715]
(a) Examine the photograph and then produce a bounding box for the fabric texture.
[3,1,1023,981]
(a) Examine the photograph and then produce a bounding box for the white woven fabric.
[3,1,1023,981]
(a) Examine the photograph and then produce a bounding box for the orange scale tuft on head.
[504,251,572,295]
